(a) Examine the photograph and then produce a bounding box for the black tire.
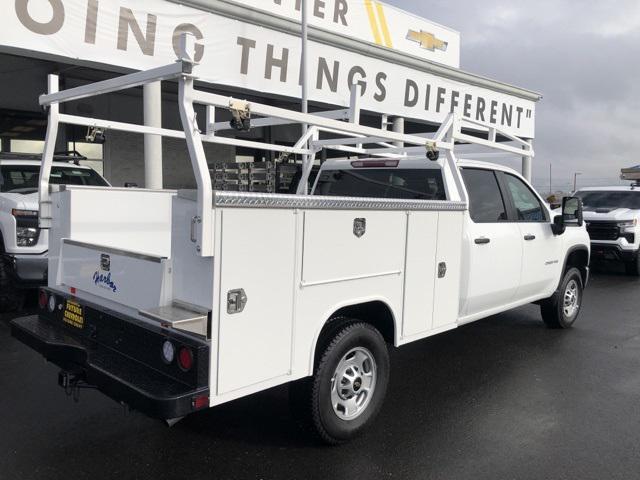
[540,267,584,329]
[624,254,640,276]
[289,320,390,445]
[0,256,25,313]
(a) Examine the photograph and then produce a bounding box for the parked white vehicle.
[575,185,640,275]
[11,55,590,444]
[0,154,108,310]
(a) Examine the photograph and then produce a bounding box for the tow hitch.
[58,370,97,402]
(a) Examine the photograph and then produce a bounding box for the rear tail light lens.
[192,395,209,410]
[177,347,194,371]
[38,290,48,309]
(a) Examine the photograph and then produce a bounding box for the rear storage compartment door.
[216,208,297,395]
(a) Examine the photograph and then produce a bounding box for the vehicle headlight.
[16,227,40,247]
[12,209,40,247]
[618,219,637,231]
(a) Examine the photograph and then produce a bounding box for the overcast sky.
[386,0,640,192]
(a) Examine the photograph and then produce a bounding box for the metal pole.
[143,81,163,189]
[392,117,405,149]
[521,139,533,182]
[300,0,310,193]
[301,0,308,117]
[573,172,581,192]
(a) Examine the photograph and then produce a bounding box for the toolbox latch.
[227,289,248,314]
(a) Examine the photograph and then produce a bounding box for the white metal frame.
[38,38,534,258]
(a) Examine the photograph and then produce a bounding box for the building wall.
[104,130,234,189]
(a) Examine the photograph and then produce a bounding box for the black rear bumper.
[11,293,210,420]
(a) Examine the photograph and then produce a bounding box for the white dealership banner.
[1,0,536,138]
[232,0,461,68]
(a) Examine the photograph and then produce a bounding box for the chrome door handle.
[474,237,491,245]
[524,234,536,241]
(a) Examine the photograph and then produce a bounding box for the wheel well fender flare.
[560,245,590,289]
[308,298,398,374]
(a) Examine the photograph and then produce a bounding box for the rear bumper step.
[11,296,210,420]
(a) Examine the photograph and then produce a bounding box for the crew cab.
[11,59,590,444]
[0,153,108,310]
[574,185,640,275]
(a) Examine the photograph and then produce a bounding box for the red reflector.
[351,160,399,168]
[178,347,194,372]
[38,290,48,309]
[192,395,209,410]
[70,287,77,295]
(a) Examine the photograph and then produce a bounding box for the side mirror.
[562,196,584,227]
[551,196,584,235]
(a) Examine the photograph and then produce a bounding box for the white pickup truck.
[11,59,590,444]
[575,185,640,275]
[0,153,108,310]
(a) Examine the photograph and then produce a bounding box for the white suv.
[0,154,109,310]
[575,185,640,275]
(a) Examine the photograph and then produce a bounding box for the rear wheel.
[624,253,640,276]
[289,321,390,445]
[0,256,25,312]
[540,267,584,329]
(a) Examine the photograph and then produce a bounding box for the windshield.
[0,165,108,194]
[313,168,447,200]
[575,190,640,210]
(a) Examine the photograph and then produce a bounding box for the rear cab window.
[0,165,108,194]
[460,168,508,223]
[313,167,447,201]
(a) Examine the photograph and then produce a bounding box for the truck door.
[501,173,562,299]
[460,168,522,318]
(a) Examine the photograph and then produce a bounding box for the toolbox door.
[216,208,297,395]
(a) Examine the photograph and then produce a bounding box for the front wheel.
[540,267,584,329]
[0,256,25,312]
[624,253,640,276]
[289,321,390,445]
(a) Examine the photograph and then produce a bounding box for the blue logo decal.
[92,271,118,293]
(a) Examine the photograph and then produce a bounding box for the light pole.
[572,172,582,192]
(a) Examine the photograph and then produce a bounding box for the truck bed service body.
[11,44,589,443]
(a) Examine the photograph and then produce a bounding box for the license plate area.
[62,300,85,329]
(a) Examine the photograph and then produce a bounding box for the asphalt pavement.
[1,264,639,480]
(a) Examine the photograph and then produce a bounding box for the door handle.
[474,237,491,245]
[524,234,536,241]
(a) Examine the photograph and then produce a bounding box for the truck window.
[0,165,108,194]
[575,191,640,210]
[461,168,508,223]
[313,168,446,200]
[504,174,547,222]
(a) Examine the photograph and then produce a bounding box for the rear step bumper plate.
[11,314,209,420]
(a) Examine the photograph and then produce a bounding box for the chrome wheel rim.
[330,347,377,421]
[563,279,580,318]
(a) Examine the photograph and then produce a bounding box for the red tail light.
[192,395,209,410]
[178,347,194,371]
[38,290,48,309]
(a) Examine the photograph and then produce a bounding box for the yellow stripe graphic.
[375,2,393,48]
[364,0,383,46]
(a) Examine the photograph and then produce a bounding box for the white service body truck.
[11,57,590,444]
[0,155,108,310]
[576,185,640,275]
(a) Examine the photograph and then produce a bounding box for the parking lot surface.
[1,266,639,480]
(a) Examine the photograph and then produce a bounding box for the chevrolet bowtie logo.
[407,30,448,52]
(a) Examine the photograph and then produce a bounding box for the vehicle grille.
[586,221,619,241]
